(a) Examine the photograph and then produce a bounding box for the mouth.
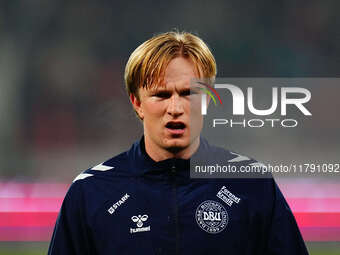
[165,121,186,135]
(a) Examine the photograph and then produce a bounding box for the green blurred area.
[0,242,339,255]
[307,242,340,255]
[0,242,48,255]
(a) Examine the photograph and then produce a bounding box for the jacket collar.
[127,136,210,175]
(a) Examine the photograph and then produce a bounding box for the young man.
[48,32,309,254]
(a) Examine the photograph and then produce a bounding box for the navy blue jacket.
[48,137,309,254]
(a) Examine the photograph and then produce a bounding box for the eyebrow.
[150,86,192,92]
[150,87,194,95]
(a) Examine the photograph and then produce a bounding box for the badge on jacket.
[195,200,228,234]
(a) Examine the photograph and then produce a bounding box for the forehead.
[152,57,198,91]
[164,57,197,79]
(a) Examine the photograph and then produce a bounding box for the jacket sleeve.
[48,182,93,255]
[265,180,309,255]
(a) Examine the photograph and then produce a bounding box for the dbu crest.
[195,200,228,234]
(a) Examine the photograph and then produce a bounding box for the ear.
[130,93,144,120]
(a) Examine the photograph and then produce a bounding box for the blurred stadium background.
[0,0,339,254]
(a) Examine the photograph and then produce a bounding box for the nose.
[167,94,184,117]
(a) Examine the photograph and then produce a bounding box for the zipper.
[171,164,180,255]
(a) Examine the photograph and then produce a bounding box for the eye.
[153,91,171,98]
[190,88,201,95]
[180,89,191,96]
[181,88,200,96]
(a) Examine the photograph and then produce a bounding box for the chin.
[164,137,190,151]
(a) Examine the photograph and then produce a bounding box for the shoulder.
[199,138,267,170]
[72,149,133,185]
[195,137,273,181]
[62,150,138,219]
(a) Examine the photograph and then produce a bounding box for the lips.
[165,121,186,130]
[165,121,186,135]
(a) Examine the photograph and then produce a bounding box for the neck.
[144,136,200,162]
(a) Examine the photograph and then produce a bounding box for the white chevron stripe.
[91,163,114,171]
[73,173,93,183]
[228,152,250,162]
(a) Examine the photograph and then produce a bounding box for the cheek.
[188,96,203,113]
[142,101,166,117]
[191,114,203,128]
[190,105,204,129]
[188,101,202,117]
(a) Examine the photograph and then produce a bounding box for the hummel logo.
[130,214,151,234]
[131,215,148,227]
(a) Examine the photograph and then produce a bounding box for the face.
[130,57,204,160]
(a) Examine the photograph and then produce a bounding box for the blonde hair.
[124,31,217,100]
